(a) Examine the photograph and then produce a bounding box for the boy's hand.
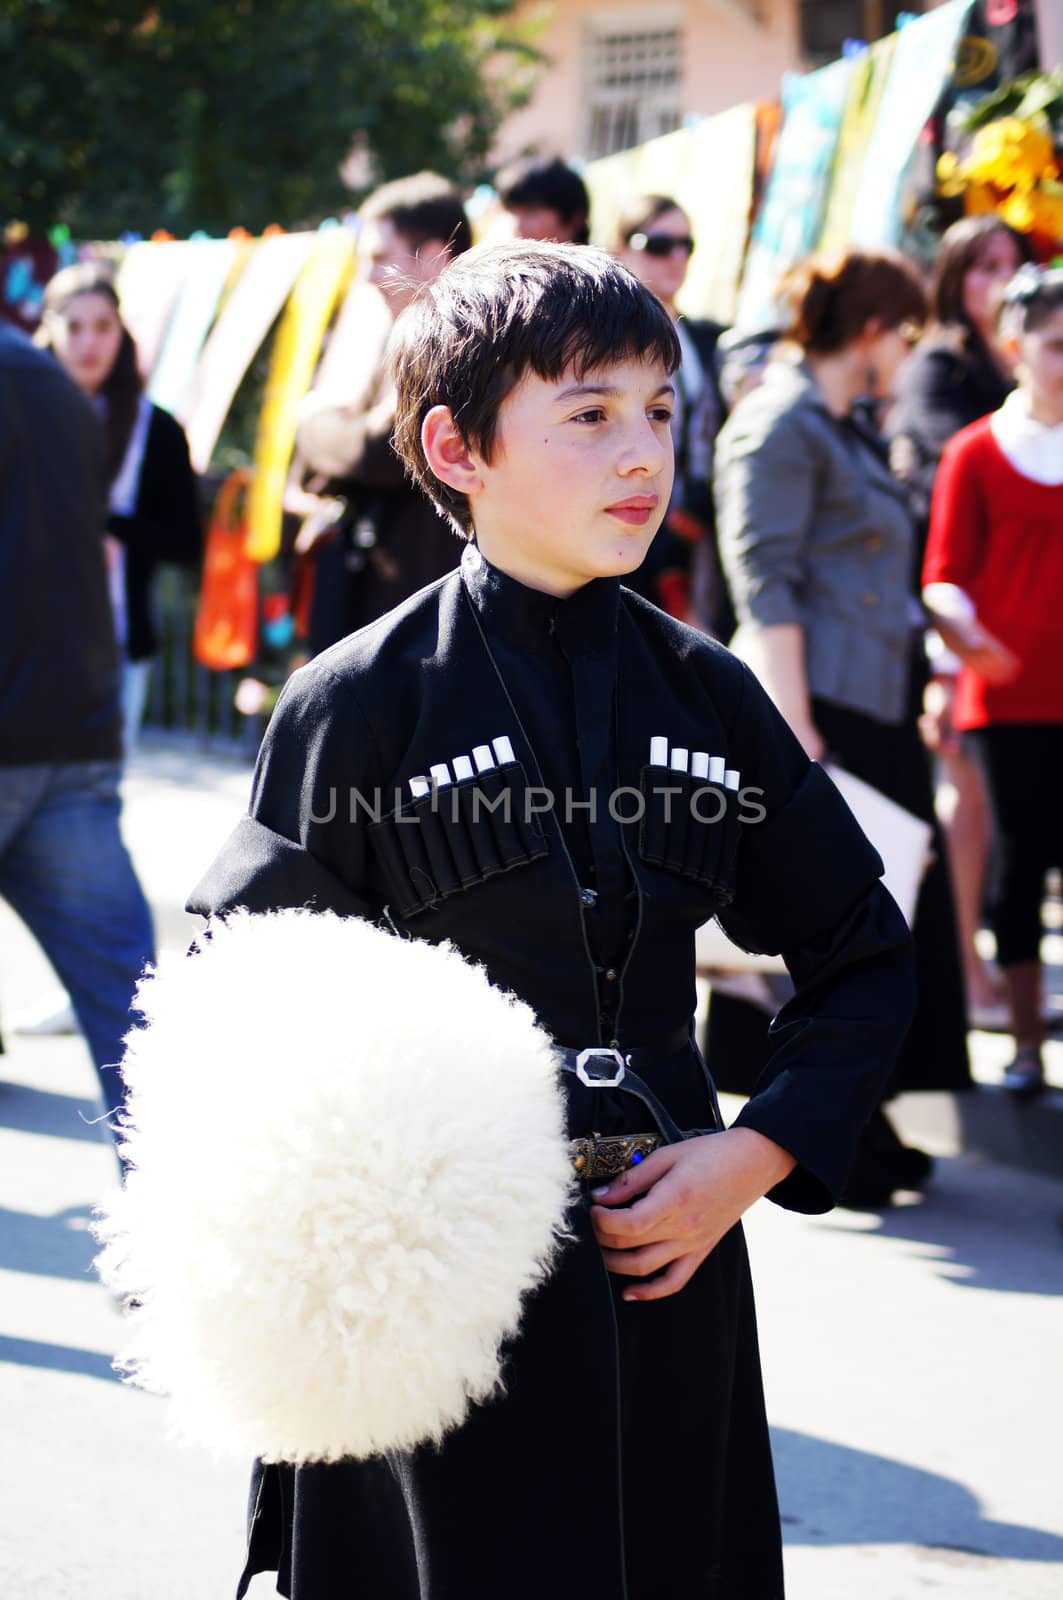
[590,1128,796,1302]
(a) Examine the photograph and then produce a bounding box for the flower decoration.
[963,118,1056,190]
[937,70,1063,259]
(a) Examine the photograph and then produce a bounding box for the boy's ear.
[421,406,484,497]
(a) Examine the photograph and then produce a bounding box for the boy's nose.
[618,419,672,478]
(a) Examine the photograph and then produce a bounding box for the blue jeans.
[0,761,155,1137]
[121,657,152,756]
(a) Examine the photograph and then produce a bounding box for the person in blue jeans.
[0,323,154,1155]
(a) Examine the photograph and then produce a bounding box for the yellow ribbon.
[245,228,357,562]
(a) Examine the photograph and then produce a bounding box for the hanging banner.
[310,277,392,406]
[584,139,667,254]
[734,57,854,333]
[818,35,898,254]
[116,240,196,377]
[584,104,758,324]
[148,239,239,417]
[679,105,758,325]
[956,0,1041,94]
[752,100,783,215]
[245,226,357,562]
[848,0,974,247]
[184,231,317,474]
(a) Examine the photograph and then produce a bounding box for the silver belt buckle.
[574,1046,627,1089]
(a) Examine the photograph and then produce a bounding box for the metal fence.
[143,566,264,757]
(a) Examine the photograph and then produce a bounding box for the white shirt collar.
[990,390,1063,486]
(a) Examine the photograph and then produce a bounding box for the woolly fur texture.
[94,909,573,1463]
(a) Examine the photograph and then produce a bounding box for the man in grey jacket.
[0,324,154,1155]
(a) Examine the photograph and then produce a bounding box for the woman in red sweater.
[923,267,1063,1093]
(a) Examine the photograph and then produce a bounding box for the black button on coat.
[191,542,915,1600]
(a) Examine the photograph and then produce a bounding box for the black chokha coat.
[191,541,915,1600]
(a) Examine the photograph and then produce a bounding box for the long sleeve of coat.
[718,663,917,1212]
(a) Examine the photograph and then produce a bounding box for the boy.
[193,242,914,1599]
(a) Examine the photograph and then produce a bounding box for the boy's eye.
[571,408,607,425]
[648,406,674,424]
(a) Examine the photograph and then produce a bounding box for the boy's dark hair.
[391,241,680,536]
[496,156,590,244]
[999,264,1063,337]
[361,171,472,258]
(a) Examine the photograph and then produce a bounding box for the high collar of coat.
[460,540,621,660]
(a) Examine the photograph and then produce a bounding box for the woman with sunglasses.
[711,248,971,1207]
[616,196,730,634]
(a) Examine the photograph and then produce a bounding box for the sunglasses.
[628,231,695,259]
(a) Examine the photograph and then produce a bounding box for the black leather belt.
[555,1029,720,1183]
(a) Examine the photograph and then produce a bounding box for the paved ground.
[1,744,1061,1598]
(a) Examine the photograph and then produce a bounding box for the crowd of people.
[2,155,1062,1191]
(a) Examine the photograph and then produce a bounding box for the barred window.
[583,21,683,159]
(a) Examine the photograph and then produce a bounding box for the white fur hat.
[94,908,572,1464]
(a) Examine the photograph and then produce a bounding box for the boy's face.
[466,356,675,596]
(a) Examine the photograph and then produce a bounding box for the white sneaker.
[12,996,80,1036]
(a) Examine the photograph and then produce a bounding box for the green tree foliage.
[1,0,540,236]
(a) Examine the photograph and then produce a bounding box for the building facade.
[491,0,1052,168]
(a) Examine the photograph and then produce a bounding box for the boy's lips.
[605,496,659,527]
